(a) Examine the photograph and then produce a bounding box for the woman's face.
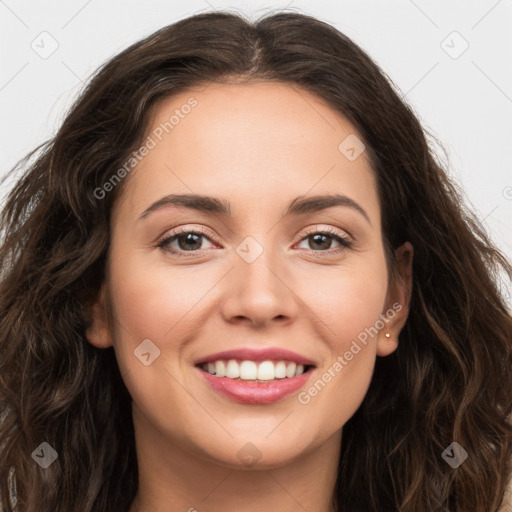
[88,81,412,469]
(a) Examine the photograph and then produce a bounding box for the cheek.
[107,227,217,342]
[297,255,388,353]
[106,249,212,424]
[292,255,388,430]
[110,263,199,341]
[105,243,198,377]
[334,272,387,347]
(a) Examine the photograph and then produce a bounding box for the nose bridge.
[236,233,282,295]
[222,232,296,325]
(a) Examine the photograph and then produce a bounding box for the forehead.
[115,81,380,224]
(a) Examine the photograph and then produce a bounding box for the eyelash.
[156,225,353,258]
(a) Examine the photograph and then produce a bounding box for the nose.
[219,240,298,328]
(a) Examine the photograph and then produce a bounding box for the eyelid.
[300,224,352,241]
[155,224,218,246]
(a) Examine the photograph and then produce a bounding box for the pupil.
[310,234,330,250]
[179,233,201,251]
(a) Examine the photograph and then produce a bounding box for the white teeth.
[240,360,257,380]
[215,360,226,377]
[257,360,275,381]
[200,359,310,380]
[225,360,240,379]
[285,362,296,378]
[275,361,287,378]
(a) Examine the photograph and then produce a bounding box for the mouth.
[196,359,316,381]
[195,347,316,405]
[194,348,317,404]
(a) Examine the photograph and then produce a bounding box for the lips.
[194,347,317,404]
[197,368,315,404]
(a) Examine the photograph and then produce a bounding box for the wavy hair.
[1,10,511,512]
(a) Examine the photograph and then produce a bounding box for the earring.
[385,333,391,340]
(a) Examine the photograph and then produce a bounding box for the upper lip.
[195,347,316,366]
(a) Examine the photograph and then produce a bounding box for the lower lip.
[196,367,314,404]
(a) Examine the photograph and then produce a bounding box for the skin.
[87,81,413,512]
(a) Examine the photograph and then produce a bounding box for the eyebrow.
[138,193,371,225]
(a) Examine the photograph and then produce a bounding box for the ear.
[85,284,113,349]
[376,241,414,357]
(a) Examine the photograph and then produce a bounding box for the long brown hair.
[1,10,511,512]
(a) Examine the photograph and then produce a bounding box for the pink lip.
[194,347,316,366]
[197,366,315,404]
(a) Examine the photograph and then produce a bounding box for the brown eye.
[174,232,203,251]
[297,227,352,254]
[156,228,215,257]
[307,233,334,251]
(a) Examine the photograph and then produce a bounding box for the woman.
[0,10,511,512]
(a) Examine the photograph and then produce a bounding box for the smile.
[194,347,317,404]
[198,359,314,381]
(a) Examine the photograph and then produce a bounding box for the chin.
[197,433,314,470]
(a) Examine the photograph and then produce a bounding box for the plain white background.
[1,0,511,305]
